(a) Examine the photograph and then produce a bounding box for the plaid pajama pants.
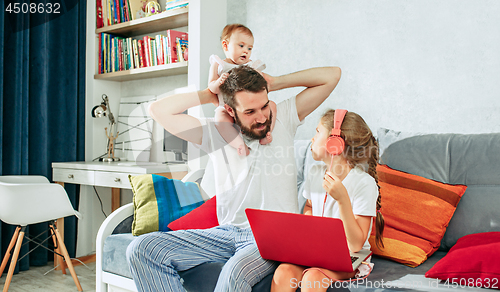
[126,225,278,292]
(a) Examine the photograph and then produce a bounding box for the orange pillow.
[369,165,467,267]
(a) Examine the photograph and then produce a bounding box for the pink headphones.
[325,109,347,156]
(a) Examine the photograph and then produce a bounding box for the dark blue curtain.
[0,0,86,273]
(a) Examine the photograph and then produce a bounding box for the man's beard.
[233,109,273,140]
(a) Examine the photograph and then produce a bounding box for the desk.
[51,161,188,270]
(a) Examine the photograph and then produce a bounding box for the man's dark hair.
[219,66,268,109]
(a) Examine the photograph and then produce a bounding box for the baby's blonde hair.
[321,109,385,249]
[220,24,253,42]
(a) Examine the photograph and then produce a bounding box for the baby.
[208,24,277,156]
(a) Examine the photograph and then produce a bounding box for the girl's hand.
[323,172,349,203]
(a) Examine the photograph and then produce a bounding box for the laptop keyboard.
[351,256,359,263]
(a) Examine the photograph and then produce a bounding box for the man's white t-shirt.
[302,164,378,250]
[195,96,303,228]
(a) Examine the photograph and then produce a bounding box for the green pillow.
[129,174,204,236]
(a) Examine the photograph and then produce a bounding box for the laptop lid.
[246,208,372,272]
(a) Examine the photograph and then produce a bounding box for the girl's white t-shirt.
[302,164,378,250]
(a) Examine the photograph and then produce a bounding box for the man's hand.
[261,72,275,92]
[149,88,217,145]
[264,67,341,121]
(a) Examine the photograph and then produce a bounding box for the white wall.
[227,0,500,140]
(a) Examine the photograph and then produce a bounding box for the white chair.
[0,175,83,292]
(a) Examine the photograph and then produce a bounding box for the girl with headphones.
[271,109,385,291]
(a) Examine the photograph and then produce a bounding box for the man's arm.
[265,67,341,121]
[149,88,218,145]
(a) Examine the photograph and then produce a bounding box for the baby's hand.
[209,73,229,95]
[218,73,229,85]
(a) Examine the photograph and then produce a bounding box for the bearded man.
[127,65,341,292]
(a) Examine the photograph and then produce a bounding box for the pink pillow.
[167,196,219,231]
[425,232,500,290]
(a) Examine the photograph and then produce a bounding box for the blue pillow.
[129,174,204,236]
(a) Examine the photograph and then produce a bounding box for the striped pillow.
[369,165,467,267]
[129,174,204,236]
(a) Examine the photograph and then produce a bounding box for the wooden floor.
[0,262,96,292]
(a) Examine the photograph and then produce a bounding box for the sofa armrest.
[182,168,209,200]
[96,203,134,292]
[181,168,205,183]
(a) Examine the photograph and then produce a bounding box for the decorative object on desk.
[91,94,120,162]
[115,96,156,162]
[145,1,160,16]
[105,127,119,160]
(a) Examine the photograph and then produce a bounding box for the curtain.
[0,0,86,273]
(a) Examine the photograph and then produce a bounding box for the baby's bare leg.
[215,107,249,156]
[260,100,277,145]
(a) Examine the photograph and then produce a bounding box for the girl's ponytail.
[367,136,384,249]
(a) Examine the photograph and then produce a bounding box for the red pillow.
[425,232,500,290]
[167,196,219,231]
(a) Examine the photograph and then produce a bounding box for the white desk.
[50,161,188,270]
[52,161,188,210]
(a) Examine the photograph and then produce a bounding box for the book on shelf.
[166,30,188,63]
[96,0,104,28]
[98,34,103,73]
[165,0,188,11]
[178,39,188,62]
[127,38,134,69]
[155,35,164,65]
[162,37,169,64]
[118,0,125,23]
[118,39,124,71]
[142,36,151,67]
[110,0,120,24]
[133,39,140,68]
[137,39,145,68]
[150,39,158,66]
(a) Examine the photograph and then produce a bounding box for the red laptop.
[245,208,372,272]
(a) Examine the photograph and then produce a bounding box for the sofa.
[96,132,500,292]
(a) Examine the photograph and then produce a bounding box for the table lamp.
[91,94,120,162]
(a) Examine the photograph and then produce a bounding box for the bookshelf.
[94,61,188,81]
[87,0,228,166]
[95,7,188,37]
[94,7,189,81]
[82,0,227,258]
